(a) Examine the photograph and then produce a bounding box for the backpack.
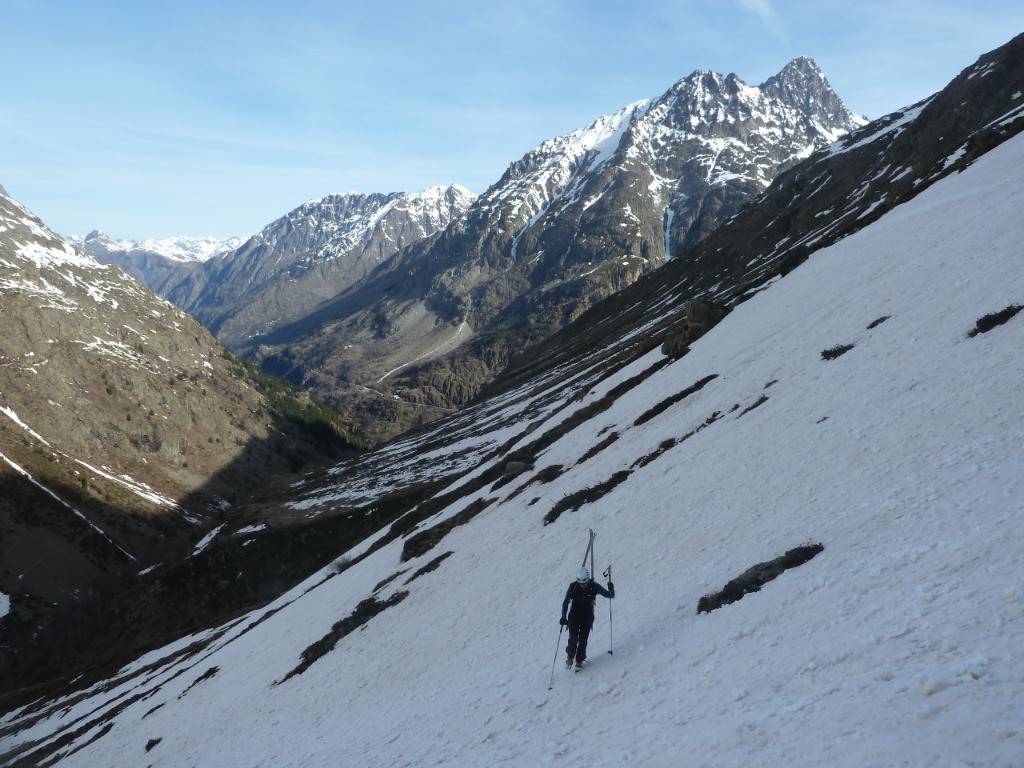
[568,581,596,619]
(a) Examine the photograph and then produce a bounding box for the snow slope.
[3,134,1023,767]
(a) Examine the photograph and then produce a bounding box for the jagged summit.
[475,56,864,258]
[764,54,824,83]
[761,56,868,126]
[287,185,475,233]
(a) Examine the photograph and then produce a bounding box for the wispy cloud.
[735,0,788,41]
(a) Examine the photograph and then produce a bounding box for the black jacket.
[561,579,614,623]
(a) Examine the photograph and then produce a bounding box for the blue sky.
[3,1,1022,239]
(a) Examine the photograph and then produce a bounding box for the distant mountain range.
[69,231,244,293]
[71,231,243,264]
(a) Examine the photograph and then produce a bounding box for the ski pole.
[548,624,564,690]
[604,564,614,655]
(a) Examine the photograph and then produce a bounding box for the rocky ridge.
[160,185,475,351]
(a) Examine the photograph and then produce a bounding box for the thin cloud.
[735,0,788,41]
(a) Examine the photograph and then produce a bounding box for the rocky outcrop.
[697,544,824,613]
[661,301,730,358]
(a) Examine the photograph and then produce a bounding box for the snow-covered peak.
[397,184,479,229]
[474,99,652,222]
[70,231,244,263]
[465,57,863,257]
[675,67,726,92]
[136,235,245,262]
[410,183,476,206]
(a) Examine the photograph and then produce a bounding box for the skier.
[560,566,614,669]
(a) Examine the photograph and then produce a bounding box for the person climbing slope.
[560,566,614,669]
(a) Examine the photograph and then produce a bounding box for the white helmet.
[577,567,590,583]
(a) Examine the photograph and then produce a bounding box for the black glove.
[607,581,614,591]
[559,617,568,626]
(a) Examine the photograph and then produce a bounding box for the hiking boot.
[565,655,574,668]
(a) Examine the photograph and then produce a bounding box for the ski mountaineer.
[560,567,614,669]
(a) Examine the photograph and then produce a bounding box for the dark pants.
[566,617,594,662]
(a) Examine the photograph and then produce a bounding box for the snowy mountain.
[162,185,475,351]
[70,231,243,295]
[476,56,863,258]
[251,58,865,444]
[0,189,359,683]
[71,231,243,264]
[3,103,1021,767]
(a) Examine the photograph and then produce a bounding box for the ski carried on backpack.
[582,528,595,575]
